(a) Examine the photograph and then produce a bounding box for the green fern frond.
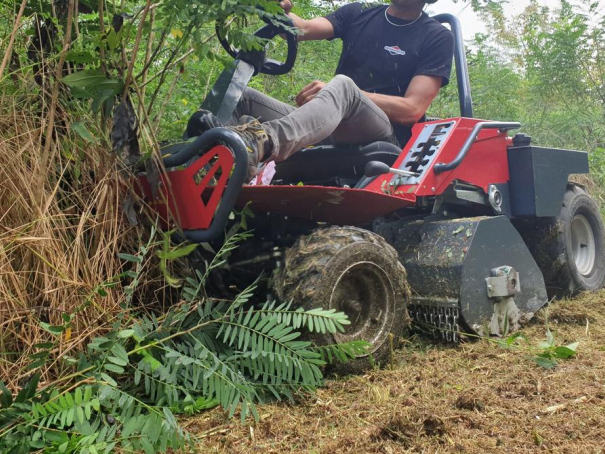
[250,300,351,333]
[312,340,373,365]
[161,345,259,420]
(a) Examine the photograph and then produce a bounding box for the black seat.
[272,141,402,187]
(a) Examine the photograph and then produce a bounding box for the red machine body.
[139,118,512,229]
[366,118,511,197]
[138,144,234,230]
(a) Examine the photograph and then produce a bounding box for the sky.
[426,0,564,40]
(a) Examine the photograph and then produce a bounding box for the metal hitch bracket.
[486,266,523,337]
[486,266,520,298]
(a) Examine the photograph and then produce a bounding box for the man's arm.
[362,75,443,126]
[296,75,443,125]
[279,0,334,41]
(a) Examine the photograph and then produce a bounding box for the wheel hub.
[571,214,596,277]
[330,262,393,354]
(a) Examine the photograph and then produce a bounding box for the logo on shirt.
[384,45,406,56]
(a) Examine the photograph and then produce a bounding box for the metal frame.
[433,14,473,118]
[161,128,249,243]
[433,121,521,174]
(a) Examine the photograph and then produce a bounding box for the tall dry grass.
[0,94,142,389]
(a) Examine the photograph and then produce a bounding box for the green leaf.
[76,405,85,423]
[99,372,117,386]
[39,321,65,335]
[110,343,129,365]
[65,49,98,64]
[105,29,122,51]
[75,387,83,405]
[118,253,143,263]
[118,329,135,339]
[140,438,155,454]
[156,243,198,260]
[104,363,125,374]
[553,343,579,359]
[61,70,124,98]
[15,373,39,403]
[34,342,55,349]
[62,69,107,88]
[545,329,555,347]
[533,356,557,369]
[0,381,13,408]
[29,439,45,449]
[91,89,117,114]
[108,356,128,367]
[72,121,98,144]
[64,390,74,407]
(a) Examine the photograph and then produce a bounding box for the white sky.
[426,0,564,40]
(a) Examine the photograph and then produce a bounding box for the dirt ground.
[186,292,605,454]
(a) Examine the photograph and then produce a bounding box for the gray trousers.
[230,75,396,161]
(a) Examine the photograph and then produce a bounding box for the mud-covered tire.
[514,185,605,298]
[273,226,410,375]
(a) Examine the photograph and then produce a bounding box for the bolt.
[432,187,436,193]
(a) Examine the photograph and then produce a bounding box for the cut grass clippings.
[188,291,605,454]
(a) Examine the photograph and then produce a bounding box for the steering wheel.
[216,13,298,76]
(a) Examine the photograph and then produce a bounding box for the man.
[211,0,454,181]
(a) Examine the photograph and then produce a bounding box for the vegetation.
[0,228,369,453]
[1,0,604,451]
[194,293,605,453]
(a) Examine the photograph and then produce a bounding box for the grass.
[0,95,148,388]
[188,291,605,453]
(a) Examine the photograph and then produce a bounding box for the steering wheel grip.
[216,14,298,76]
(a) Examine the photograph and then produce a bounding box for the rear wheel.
[273,226,410,374]
[514,184,605,298]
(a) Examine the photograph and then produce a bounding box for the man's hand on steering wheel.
[296,80,327,106]
[279,0,293,15]
[216,2,298,76]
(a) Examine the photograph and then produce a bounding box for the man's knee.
[324,75,362,102]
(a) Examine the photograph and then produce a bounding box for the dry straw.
[0,92,142,389]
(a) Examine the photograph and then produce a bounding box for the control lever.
[364,161,420,178]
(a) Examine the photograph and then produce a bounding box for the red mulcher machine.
[138,13,605,366]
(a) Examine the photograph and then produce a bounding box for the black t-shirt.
[325,2,454,144]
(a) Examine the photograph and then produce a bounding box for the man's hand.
[295,80,326,106]
[277,1,335,42]
[279,0,293,14]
